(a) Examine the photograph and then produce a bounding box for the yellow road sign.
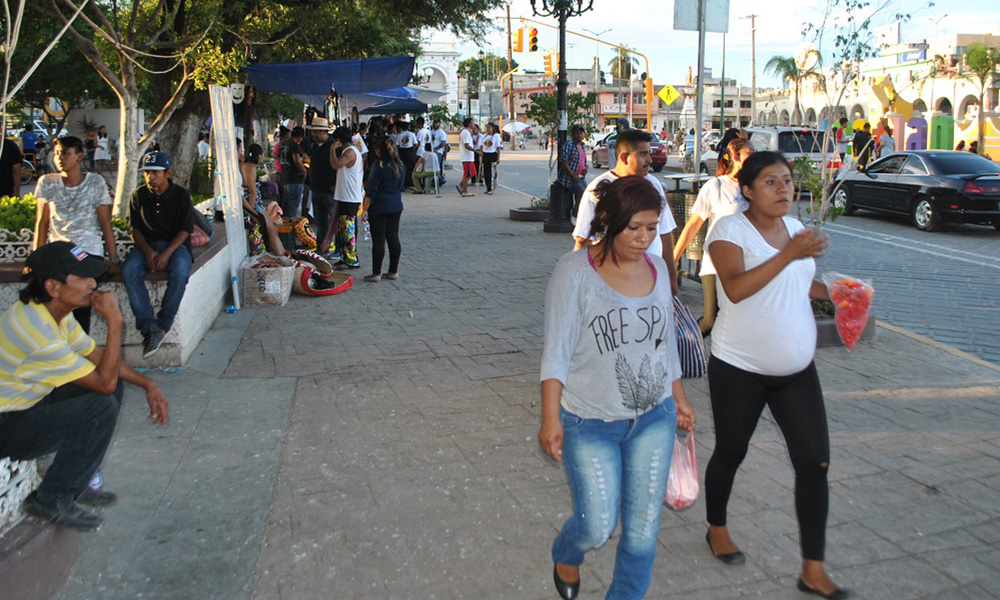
[657,84,680,106]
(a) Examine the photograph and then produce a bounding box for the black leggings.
[481,153,498,192]
[369,211,401,275]
[704,355,830,561]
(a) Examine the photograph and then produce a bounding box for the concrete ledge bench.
[0,222,232,367]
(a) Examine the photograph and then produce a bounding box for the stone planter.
[816,314,877,348]
[509,208,548,222]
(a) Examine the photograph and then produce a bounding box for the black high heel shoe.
[706,531,746,565]
[553,563,580,600]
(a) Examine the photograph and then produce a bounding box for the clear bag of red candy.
[664,429,699,511]
[821,271,874,350]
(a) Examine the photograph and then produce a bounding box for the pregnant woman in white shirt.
[704,151,851,599]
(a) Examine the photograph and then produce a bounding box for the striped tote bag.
[673,296,707,378]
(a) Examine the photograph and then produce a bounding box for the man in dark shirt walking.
[122,151,194,358]
[851,122,873,170]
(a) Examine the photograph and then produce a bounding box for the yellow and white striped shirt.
[0,301,96,411]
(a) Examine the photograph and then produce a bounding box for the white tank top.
[334,146,364,203]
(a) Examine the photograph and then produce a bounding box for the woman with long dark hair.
[362,138,405,282]
[240,142,284,255]
[540,175,695,600]
[703,151,850,599]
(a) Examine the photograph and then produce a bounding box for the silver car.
[700,126,837,182]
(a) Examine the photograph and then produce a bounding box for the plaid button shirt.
[558,139,587,188]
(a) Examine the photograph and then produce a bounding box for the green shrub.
[0,194,37,233]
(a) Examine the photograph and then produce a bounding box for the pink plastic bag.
[664,430,699,511]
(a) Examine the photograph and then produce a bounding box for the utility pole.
[506,6,517,150]
[744,14,757,126]
[720,33,726,132]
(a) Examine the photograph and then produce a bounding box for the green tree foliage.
[427,104,461,127]
[961,43,1000,153]
[457,53,516,99]
[523,91,597,139]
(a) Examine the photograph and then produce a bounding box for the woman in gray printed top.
[539,176,696,600]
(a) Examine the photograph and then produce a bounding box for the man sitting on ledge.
[123,151,194,358]
[0,242,169,531]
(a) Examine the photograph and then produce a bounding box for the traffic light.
[544,53,553,77]
[512,28,524,53]
[528,28,539,52]
[644,76,654,105]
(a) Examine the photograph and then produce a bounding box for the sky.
[429,0,1000,90]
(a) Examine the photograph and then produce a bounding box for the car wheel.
[832,186,855,215]
[652,165,663,172]
[592,152,600,169]
[911,197,942,232]
[993,221,1000,231]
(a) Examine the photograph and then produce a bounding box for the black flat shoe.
[706,531,746,565]
[553,563,580,600]
[797,578,852,599]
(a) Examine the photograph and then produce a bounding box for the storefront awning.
[245,57,416,108]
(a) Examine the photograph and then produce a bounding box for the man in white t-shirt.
[32,136,122,333]
[414,117,431,160]
[431,119,449,185]
[328,126,364,269]
[457,118,477,197]
[197,133,210,159]
[573,128,679,293]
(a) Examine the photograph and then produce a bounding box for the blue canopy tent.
[245,57,416,109]
[359,97,429,115]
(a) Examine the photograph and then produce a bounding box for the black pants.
[0,382,123,500]
[481,153,498,192]
[369,211,401,275]
[704,356,830,561]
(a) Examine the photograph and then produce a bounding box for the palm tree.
[607,44,639,82]
[764,53,823,125]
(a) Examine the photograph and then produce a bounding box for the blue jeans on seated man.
[552,400,677,600]
[123,240,193,335]
[436,151,447,184]
[0,382,123,501]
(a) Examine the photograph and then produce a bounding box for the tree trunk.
[978,91,986,153]
[113,60,146,218]
[159,110,203,190]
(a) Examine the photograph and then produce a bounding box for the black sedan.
[830,150,1000,231]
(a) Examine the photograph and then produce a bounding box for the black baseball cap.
[23,241,109,280]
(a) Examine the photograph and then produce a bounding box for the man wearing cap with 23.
[123,151,195,358]
[0,241,169,531]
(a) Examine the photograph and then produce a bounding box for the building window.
[740,100,751,108]
[518,92,526,99]
[712,100,721,108]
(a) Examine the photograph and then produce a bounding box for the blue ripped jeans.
[552,400,677,600]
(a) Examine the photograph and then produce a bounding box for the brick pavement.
[50,184,1000,600]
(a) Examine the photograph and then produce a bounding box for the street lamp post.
[583,27,612,130]
[928,13,948,119]
[531,0,595,233]
[478,50,485,120]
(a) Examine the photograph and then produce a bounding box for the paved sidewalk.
[53,183,1000,599]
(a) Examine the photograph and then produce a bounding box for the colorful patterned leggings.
[335,201,360,266]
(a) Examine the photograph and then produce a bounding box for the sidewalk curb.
[876,321,1000,372]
